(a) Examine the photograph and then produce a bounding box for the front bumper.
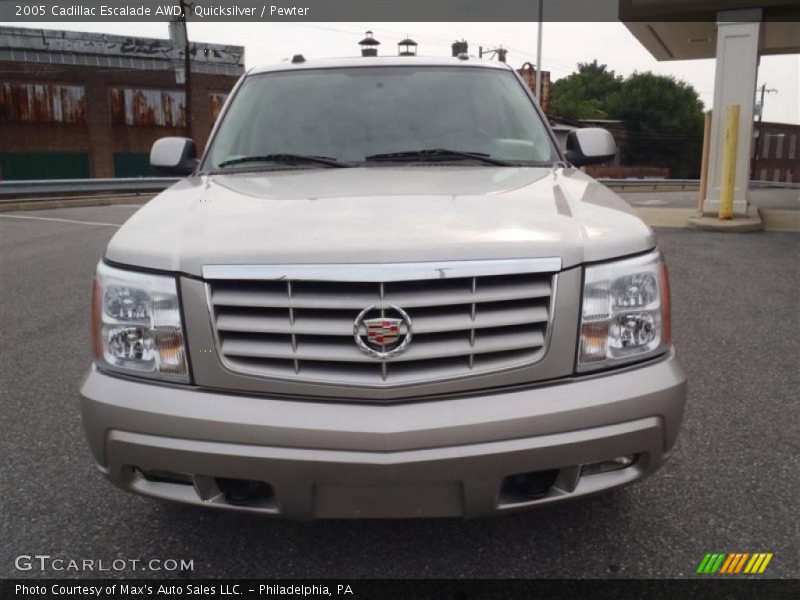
[80,351,687,519]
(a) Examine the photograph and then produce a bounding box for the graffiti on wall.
[110,87,186,127]
[2,27,244,67]
[0,82,86,124]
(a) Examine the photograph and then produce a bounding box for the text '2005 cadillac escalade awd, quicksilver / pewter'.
[80,56,686,519]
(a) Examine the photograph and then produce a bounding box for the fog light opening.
[581,454,638,477]
[500,469,560,503]
[135,468,193,486]
[215,477,274,507]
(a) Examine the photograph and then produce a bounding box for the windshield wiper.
[217,154,352,169]
[365,149,513,166]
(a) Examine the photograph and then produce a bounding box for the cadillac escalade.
[80,56,687,518]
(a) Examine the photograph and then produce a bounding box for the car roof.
[247,55,513,76]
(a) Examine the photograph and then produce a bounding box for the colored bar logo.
[696,552,773,574]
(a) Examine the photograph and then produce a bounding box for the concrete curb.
[687,206,764,232]
[619,206,798,232]
[760,210,800,232]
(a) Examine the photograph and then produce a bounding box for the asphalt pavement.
[1,205,798,579]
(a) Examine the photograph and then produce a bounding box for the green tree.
[549,60,623,120]
[606,72,705,178]
[550,63,706,178]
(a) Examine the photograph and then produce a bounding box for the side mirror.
[150,137,199,176]
[565,128,617,166]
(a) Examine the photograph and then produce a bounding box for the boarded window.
[0,82,86,124]
[110,87,186,127]
[113,152,151,177]
[0,152,90,180]
[210,92,228,122]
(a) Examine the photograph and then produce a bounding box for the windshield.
[205,66,558,170]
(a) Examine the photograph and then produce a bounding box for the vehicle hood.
[106,166,655,275]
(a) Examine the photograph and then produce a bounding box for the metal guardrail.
[0,176,796,201]
[0,177,180,200]
[602,178,798,191]
[606,178,700,191]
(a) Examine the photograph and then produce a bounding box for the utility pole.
[180,0,192,138]
[535,0,543,103]
[478,46,508,62]
[751,83,777,180]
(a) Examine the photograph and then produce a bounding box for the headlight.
[92,262,189,382]
[578,249,671,371]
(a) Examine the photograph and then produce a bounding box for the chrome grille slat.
[214,303,549,336]
[206,264,557,385]
[221,328,545,364]
[211,288,376,310]
[386,280,551,306]
[379,282,388,381]
[287,281,299,373]
[210,280,551,309]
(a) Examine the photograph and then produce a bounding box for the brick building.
[752,121,799,184]
[0,26,244,179]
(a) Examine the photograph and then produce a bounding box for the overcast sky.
[16,21,800,123]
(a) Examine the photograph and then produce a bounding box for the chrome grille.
[206,264,557,385]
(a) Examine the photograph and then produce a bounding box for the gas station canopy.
[619,0,799,217]
[621,0,799,61]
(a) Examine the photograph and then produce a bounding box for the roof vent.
[398,36,418,57]
[457,53,470,61]
[291,54,306,64]
[359,30,380,57]
[452,40,468,57]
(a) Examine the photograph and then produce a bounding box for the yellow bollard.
[698,111,712,213]
[718,104,740,220]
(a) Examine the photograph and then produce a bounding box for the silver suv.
[81,56,686,518]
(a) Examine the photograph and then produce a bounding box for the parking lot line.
[0,214,121,227]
